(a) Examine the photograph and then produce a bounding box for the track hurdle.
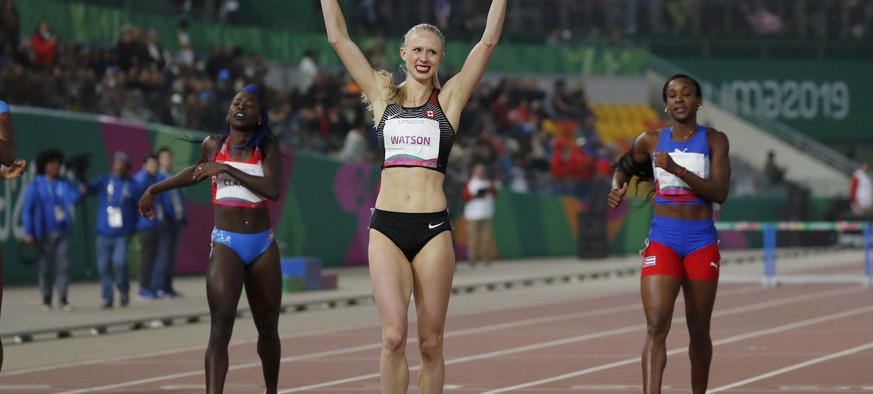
[715,221,872,288]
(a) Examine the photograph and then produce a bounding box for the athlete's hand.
[0,160,26,179]
[652,151,681,174]
[607,182,628,208]
[138,189,156,219]
[192,161,226,182]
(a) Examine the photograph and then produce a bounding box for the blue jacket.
[86,173,141,237]
[133,169,169,231]
[160,170,188,227]
[22,175,83,241]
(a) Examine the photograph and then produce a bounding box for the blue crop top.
[654,125,711,205]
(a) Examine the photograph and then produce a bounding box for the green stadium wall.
[0,108,831,285]
[664,57,873,143]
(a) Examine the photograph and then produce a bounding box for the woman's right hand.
[138,189,155,219]
[607,182,628,208]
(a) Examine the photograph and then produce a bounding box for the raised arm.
[320,0,384,106]
[441,0,507,122]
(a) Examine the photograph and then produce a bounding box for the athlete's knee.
[645,315,672,339]
[381,325,408,354]
[209,311,237,343]
[686,322,711,344]
[417,330,444,362]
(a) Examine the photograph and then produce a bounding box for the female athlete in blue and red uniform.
[139,86,283,394]
[608,74,731,394]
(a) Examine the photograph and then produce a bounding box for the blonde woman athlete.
[320,1,507,392]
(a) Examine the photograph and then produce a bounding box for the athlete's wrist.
[674,166,688,177]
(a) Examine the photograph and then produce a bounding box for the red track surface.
[2,281,872,393]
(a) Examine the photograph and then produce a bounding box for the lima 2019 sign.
[670,58,870,141]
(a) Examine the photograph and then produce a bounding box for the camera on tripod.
[64,152,92,181]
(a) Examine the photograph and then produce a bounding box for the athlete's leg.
[244,242,282,394]
[369,230,414,394]
[204,243,245,394]
[411,231,455,394]
[641,274,682,394]
[682,278,718,394]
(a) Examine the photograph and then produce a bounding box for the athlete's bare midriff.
[654,203,713,221]
[375,167,447,213]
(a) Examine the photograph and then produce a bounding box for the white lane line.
[708,341,873,393]
[56,286,862,393]
[279,286,867,393]
[480,304,873,394]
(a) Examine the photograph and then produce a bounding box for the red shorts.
[641,241,720,280]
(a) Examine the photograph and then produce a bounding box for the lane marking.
[481,304,873,393]
[708,341,873,393]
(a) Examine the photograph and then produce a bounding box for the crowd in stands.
[0,3,627,204]
[3,0,838,205]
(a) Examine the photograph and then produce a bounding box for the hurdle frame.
[715,221,873,288]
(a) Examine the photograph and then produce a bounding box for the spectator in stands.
[176,19,194,66]
[84,151,140,309]
[608,74,730,394]
[743,2,783,34]
[849,161,873,217]
[463,163,497,267]
[320,0,506,391]
[0,0,20,57]
[22,149,83,311]
[30,19,58,68]
[297,49,319,93]
[763,149,786,187]
[336,123,368,162]
[0,98,26,371]
[133,153,169,301]
[138,85,284,394]
[157,147,186,298]
[142,28,169,72]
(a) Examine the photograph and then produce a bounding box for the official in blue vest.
[83,151,141,309]
[157,146,186,298]
[22,149,83,311]
[133,153,170,300]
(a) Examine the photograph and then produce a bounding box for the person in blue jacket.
[22,148,83,311]
[157,146,186,298]
[133,153,170,300]
[83,151,141,309]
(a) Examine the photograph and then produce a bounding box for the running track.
[1,264,872,393]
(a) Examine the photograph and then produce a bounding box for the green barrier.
[663,57,873,143]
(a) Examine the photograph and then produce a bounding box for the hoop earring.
[664,107,669,113]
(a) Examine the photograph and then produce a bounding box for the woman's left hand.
[652,152,679,173]
[193,162,226,181]
[0,160,26,179]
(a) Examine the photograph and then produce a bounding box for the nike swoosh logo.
[428,222,444,229]
[387,113,400,120]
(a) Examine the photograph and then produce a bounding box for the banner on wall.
[666,57,872,142]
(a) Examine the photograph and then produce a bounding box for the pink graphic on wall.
[99,116,152,173]
[334,162,379,266]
